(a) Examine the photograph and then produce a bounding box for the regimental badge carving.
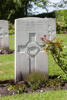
[17,33,41,57]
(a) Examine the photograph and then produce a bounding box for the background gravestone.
[0,20,9,49]
[15,17,56,82]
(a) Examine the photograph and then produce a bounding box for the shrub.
[9,23,15,34]
[46,79,64,89]
[41,35,67,74]
[27,72,46,90]
[56,22,67,34]
[9,29,14,34]
[8,83,27,94]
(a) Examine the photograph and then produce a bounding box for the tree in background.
[56,10,67,34]
[0,0,34,22]
[0,0,15,20]
[33,0,67,12]
[0,0,67,23]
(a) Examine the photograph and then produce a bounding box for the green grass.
[0,54,14,80]
[57,34,67,45]
[0,35,14,80]
[9,34,14,50]
[0,90,67,100]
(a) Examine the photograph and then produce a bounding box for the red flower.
[40,37,45,41]
[40,35,46,41]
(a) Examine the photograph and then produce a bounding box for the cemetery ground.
[0,34,67,99]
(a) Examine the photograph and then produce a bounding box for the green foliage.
[41,35,67,75]
[0,0,15,22]
[9,29,15,34]
[56,10,67,25]
[27,72,46,90]
[1,90,67,100]
[9,23,14,30]
[46,79,64,89]
[32,12,55,18]
[33,0,67,13]
[8,83,27,94]
[0,0,34,22]
[9,23,15,34]
[57,74,67,80]
[34,0,47,8]
[56,10,67,34]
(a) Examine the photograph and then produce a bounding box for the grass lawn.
[9,34,14,50]
[0,54,14,80]
[0,90,67,100]
[0,35,14,80]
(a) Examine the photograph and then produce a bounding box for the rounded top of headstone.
[0,20,8,23]
[15,17,43,20]
[15,17,55,23]
[0,20,8,26]
[15,17,49,22]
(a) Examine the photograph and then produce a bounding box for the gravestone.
[15,17,56,82]
[0,20,9,49]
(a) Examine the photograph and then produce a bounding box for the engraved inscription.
[0,27,8,35]
[29,33,36,42]
[27,46,40,57]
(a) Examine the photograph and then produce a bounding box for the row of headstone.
[15,17,56,82]
[0,18,56,82]
[0,20,9,49]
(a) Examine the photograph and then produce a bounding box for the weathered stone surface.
[15,17,56,82]
[48,18,56,40]
[0,20,9,49]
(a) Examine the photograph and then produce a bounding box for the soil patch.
[0,76,67,97]
[0,48,14,55]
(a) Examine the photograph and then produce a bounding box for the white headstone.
[0,20,9,49]
[15,17,56,81]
